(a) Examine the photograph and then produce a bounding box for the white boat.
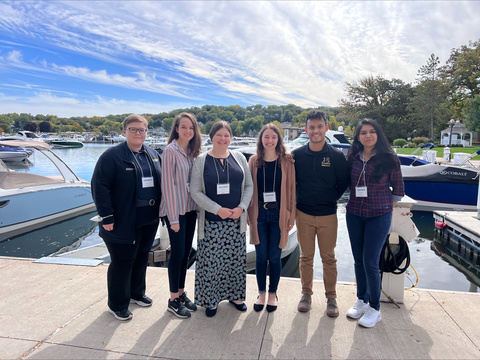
[0,146,31,162]
[153,223,299,272]
[0,140,95,239]
[286,130,351,155]
[50,139,84,148]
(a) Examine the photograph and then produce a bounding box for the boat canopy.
[0,140,50,150]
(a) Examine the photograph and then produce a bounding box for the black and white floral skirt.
[194,219,246,308]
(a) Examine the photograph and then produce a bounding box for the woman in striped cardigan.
[160,112,202,319]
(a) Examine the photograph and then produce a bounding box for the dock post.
[478,175,480,219]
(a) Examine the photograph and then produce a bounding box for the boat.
[401,162,480,211]
[182,224,299,272]
[1,130,45,142]
[286,130,351,155]
[397,143,435,166]
[0,140,95,239]
[237,130,351,161]
[0,146,32,162]
[50,139,84,148]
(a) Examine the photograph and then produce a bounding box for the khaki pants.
[296,209,338,298]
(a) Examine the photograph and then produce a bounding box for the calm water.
[2,144,479,293]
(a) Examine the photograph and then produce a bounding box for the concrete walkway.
[1,256,479,360]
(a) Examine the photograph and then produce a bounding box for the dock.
[432,210,480,272]
[1,256,479,359]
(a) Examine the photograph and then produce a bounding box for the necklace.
[215,157,228,172]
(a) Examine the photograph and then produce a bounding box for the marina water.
[1,143,479,293]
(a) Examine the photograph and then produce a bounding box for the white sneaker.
[346,299,369,319]
[358,306,382,328]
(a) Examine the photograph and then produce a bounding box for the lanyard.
[355,158,368,188]
[130,149,153,178]
[263,159,278,193]
[213,157,229,184]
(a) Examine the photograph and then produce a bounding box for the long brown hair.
[256,123,292,168]
[168,112,202,158]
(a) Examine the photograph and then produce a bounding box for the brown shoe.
[326,298,339,317]
[297,294,312,312]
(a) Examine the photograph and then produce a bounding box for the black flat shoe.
[229,300,247,312]
[254,303,264,312]
[253,295,265,312]
[266,295,278,313]
[206,307,217,317]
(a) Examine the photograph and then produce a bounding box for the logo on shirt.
[321,157,331,167]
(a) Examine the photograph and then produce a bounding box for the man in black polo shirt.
[292,110,349,316]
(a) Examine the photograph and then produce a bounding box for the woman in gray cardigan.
[190,121,253,317]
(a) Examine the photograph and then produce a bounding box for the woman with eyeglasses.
[159,113,202,319]
[91,114,162,321]
[247,123,295,313]
[190,121,253,317]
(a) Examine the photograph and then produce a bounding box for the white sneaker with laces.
[346,299,369,319]
[358,306,382,328]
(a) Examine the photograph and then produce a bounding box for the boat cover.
[401,163,479,186]
[0,172,64,190]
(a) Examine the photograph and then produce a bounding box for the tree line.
[1,38,479,142]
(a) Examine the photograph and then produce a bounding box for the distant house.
[282,125,304,141]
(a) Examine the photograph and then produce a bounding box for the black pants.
[104,220,158,311]
[165,211,197,293]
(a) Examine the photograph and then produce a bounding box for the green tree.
[409,54,451,139]
[24,121,38,132]
[294,111,308,126]
[464,94,480,132]
[441,39,480,117]
[339,76,414,140]
[230,120,243,136]
[0,123,10,133]
[38,121,52,133]
[162,118,174,134]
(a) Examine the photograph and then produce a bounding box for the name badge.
[186,182,190,193]
[142,176,154,188]
[217,183,230,195]
[263,192,276,203]
[355,186,368,197]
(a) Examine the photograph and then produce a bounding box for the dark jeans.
[346,211,392,310]
[255,207,282,294]
[104,220,158,311]
[165,211,197,293]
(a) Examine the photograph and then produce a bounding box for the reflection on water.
[0,211,100,258]
[431,223,480,292]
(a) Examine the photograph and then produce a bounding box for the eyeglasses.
[126,128,148,134]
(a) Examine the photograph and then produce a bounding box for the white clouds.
[1,0,480,116]
[0,92,193,117]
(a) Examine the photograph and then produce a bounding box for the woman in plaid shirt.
[345,118,404,328]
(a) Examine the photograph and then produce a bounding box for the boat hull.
[0,152,28,162]
[50,141,84,148]
[0,185,95,239]
[402,163,479,211]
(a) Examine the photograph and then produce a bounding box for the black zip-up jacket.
[91,142,162,244]
[292,143,349,216]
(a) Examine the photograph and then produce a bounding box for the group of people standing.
[91,109,404,329]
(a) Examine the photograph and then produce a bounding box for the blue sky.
[1,1,479,118]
